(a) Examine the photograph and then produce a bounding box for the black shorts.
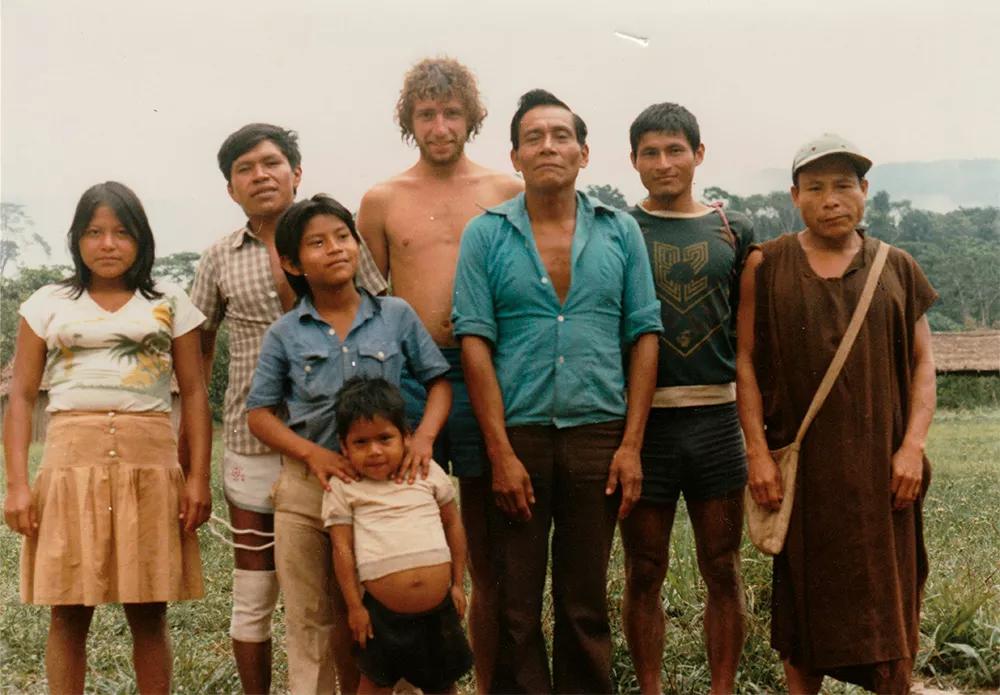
[640,402,747,505]
[356,591,472,691]
[401,347,487,478]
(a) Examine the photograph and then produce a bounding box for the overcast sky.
[3,0,999,267]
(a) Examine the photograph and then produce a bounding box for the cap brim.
[793,151,873,179]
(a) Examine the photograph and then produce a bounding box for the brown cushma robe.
[752,232,937,689]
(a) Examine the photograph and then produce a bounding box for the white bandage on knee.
[230,569,279,642]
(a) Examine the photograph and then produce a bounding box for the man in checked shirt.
[188,123,387,694]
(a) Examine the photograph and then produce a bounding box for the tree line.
[3,188,998,419]
[584,184,1000,331]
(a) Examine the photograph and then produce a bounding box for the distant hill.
[736,159,1000,212]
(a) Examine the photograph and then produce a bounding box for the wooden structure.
[930,331,1000,374]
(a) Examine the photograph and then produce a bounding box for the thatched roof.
[931,331,1000,373]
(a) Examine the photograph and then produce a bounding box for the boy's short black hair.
[510,88,588,149]
[335,376,410,441]
[217,123,301,182]
[629,102,701,155]
[275,194,360,298]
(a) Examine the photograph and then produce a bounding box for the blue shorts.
[640,402,747,505]
[401,347,487,478]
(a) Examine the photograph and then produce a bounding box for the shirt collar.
[231,223,260,249]
[637,202,716,219]
[294,287,381,324]
[486,191,616,237]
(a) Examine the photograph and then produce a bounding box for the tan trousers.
[273,458,354,694]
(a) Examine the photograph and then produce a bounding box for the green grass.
[936,374,1000,411]
[2,413,998,693]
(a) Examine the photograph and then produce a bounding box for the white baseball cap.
[792,133,872,181]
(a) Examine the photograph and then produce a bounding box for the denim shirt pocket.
[356,343,402,381]
[296,349,333,400]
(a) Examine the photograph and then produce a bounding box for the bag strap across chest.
[707,201,737,250]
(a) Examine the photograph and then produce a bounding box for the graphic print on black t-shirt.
[651,240,716,354]
[631,206,754,387]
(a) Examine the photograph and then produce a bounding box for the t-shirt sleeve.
[245,325,290,410]
[619,214,664,343]
[322,483,353,527]
[729,214,757,331]
[451,218,498,343]
[736,214,757,270]
[161,283,206,338]
[399,303,449,384]
[897,247,938,324]
[18,284,60,340]
[189,247,226,332]
[428,461,457,506]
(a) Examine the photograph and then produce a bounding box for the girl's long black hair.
[61,181,161,299]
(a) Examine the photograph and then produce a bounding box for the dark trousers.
[490,420,625,695]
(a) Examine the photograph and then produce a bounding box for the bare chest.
[533,223,575,304]
[384,195,481,259]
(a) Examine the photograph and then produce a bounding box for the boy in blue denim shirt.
[246,194,451,692]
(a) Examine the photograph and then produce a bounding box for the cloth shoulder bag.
[745,240,891,555]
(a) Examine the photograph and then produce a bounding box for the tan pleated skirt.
[20,411,204,606]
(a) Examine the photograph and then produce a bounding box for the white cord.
[206,514,275,551]
[209,514,275,537]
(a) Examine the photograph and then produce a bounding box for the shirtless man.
[357,57,522,690]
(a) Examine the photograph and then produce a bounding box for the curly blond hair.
[395,57,487,144]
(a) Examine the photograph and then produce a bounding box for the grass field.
[2,410,998,693]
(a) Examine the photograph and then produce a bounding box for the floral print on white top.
[19,281,205,413]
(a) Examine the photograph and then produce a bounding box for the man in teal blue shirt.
[452,89,662,694]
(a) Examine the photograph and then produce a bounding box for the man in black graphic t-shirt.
[622,103,754,695]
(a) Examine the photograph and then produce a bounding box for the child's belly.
[364,562,451,613]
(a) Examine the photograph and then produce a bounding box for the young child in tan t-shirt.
[323,376,472,694]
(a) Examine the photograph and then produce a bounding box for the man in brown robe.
[736,134,937,694]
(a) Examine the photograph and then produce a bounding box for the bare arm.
[460,335,534,521]
[735,250,783,511]
[606,332,658,519]
[439,500,468,618]
[356,187,390,280]
[173,330,213,533]
[246,407,358,490]
[329,524,373,647]
[3,319,46,536]
[399,376,453,482]
[891,315,936,510]
[198,327,218,381]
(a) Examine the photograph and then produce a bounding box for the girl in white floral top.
[3,181,212,693]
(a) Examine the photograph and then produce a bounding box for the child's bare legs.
[47,605,95,694]
[123,602,171,694]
